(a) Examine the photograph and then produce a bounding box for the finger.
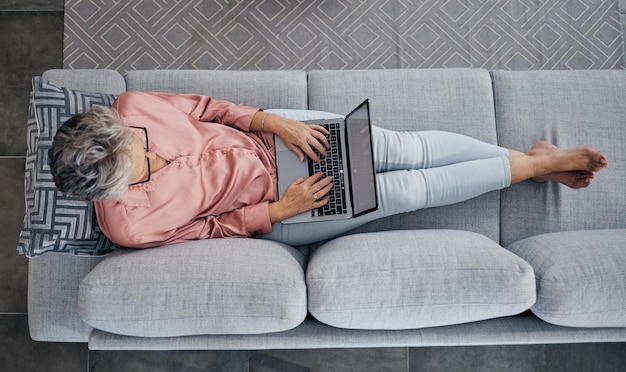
[322,177,334,190]
[288,145,306,162]
[310,127,330,149]
[312,196,330,208]
[313,181,334,199]
[323,178,335,192]
[311,177,334,202]
[308,138,327,158]
[313,175,333,187]
[311,124,330,135]
[301,145,321,163]
[306,172,326,186]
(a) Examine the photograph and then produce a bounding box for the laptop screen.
[345,100,378,217]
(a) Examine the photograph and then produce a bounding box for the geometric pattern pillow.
[17,77,118,257]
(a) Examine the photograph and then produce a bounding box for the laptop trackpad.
[276,150,309,197]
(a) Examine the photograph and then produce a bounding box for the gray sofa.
[26,68,626,350]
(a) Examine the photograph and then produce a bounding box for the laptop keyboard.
[308,122,348,217]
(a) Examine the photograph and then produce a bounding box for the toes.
[573,171,594,188]
[580,172,594,187]
[582,147,608,172]
[574,171,594,188]
[531,169,597,189]
[576,170,594,179]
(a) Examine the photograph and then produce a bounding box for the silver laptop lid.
[345,99,378,217]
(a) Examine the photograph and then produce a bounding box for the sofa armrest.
[28,254,103,342]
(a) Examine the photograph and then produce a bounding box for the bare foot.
[533,170,594,189]
[528,141,608,174]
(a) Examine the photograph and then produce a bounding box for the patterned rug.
[64,0,625,71]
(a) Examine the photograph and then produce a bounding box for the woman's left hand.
[258,113,330,162]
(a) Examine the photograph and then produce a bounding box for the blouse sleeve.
[147,92,260,132]
[169,202,272,243]
[96,200,273,249]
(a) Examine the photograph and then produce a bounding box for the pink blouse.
[94,91,277,248]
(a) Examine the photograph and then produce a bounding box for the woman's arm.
[96,199,276,248]
[141,92,328,162]
[145,92,260,131]
[250,111,330,163]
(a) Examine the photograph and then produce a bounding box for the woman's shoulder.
[115,90,160,104]
[113,91,165,115]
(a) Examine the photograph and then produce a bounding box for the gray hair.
[48,106,134,201]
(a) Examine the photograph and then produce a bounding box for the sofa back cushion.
[493,70,626,246]
[125,70,308,110]
[308,69,502,242]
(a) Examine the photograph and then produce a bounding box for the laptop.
[275,99,378,224]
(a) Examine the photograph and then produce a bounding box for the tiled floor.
[1,1,626,371]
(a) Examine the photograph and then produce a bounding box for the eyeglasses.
[129,126,151,186]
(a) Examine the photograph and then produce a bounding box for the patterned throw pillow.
[17,77,118,257]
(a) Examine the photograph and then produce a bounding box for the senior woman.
[49,91,607,248]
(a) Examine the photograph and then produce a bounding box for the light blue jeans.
[261,127,511,246]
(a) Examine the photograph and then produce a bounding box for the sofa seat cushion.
[306,230,536,330]
[507,229,626,328]
[78,239,307,337]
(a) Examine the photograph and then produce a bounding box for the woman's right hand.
[269,172,333,223]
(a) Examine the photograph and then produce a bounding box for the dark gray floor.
[1,1,626,371]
